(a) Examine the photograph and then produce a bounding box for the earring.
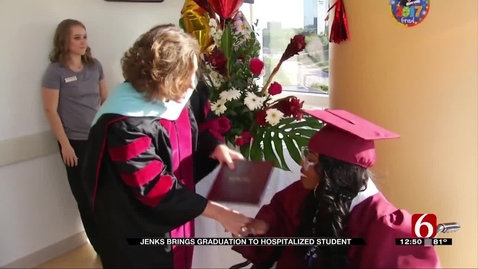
[313,183,319,198]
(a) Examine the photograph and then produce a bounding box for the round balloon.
[180,0,214,52]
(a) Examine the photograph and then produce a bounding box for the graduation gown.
[82,82,220,269]
[232,180,441,269]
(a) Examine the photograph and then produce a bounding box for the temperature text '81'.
[395,238,453,246]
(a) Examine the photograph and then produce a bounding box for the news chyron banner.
[126,237,367,247]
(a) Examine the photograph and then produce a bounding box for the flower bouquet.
[180,0,322,170]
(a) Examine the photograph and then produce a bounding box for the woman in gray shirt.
[41,19,107,254]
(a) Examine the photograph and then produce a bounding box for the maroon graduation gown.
[232,180,441,268]
[82,83,220,269]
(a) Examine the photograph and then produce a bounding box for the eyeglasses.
[301,146,317,170]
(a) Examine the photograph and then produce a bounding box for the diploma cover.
[207,160,274,205]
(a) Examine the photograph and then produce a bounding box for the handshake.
[219,208,270,238]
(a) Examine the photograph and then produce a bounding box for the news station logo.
[411,213,437,238]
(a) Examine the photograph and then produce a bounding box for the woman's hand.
[246,219,270,235]
[210,144,244,169]
[219,209,252,237]
[231,219,270,237]
[61,144,78,167]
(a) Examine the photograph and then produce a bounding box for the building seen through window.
[244,0,330,95]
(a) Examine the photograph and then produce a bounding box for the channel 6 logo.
[411,213,437,238]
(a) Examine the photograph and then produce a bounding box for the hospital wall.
[0,0,183,266]
[329,0,478,267]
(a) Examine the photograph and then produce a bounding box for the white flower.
[211,99,227,115]
[244,92,263,111]
[220,89,241,101]
[208,19,222,45]
[209,19,218,29]
[265,108,284,126]
[204,64,224,88]
[212,29,223,46]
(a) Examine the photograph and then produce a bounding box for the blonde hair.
[49,19,95,66]
[121,24,200,101]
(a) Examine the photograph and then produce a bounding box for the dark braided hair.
[297,155,370,268]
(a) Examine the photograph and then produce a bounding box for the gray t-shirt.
[42,59,104,140]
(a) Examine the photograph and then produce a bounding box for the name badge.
[65,76,77,83]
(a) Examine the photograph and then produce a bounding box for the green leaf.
[293,135,310,149]
[179,18,185,31]
[282,118,323,130]
[290,134,310,149]
[240,143,251,160]
[277,117,296,126]
[272,133,290,171]
[286,121,317,129]
[220,22,233,74]
[249,130,264,161]
[263,131,281,168]
[283,135,302,165]
[292,128,317,138]
[301,117,324,129]
[243,115,323,170]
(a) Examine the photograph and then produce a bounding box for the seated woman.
[233,109,441,268]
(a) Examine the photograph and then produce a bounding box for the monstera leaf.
[240,116,322,171]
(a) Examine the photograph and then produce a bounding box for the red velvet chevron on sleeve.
[107,134,174,207]
[108,135,152,162]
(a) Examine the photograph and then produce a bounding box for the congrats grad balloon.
[180,0,214,52]
[390,0,430,27]
[231,11,252,34]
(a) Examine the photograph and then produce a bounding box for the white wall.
[0,0,182,266]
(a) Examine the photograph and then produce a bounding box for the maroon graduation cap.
[304,109,400,168]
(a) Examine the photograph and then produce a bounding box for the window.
[241,0,330,109]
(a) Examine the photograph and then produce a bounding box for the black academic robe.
[82,82,221,269]
[232,180,441,269]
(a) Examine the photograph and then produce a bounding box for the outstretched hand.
[219,209,253,237]
[210,144,244,169]
[231,218,270,237]
[246,219,270,235]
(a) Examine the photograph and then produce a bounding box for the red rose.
[198,117,230,142]
[235,137,245,146]
[255,110,267,126]
[268,82,282,95]
[209,50,227,73]
[235,131,252,146]
[241,131,252,144]
[291,34,306,51]
[275,97,304,120]
[249,58,264,76]
[280,34,307,62]
[215,117,231,134]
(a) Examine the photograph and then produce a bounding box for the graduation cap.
[304,109,400,168]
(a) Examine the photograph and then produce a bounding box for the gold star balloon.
[179,0,214,53]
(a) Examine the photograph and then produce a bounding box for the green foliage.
[220,23,233,74]
[242,116,323,170]
[200,19,323,170]
[310,83,329,92]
